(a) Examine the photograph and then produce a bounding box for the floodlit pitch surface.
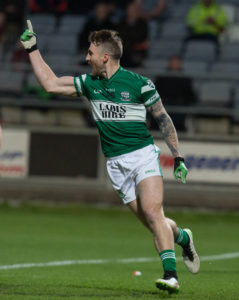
[0,204,238,299]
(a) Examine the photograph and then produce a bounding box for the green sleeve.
[74,75,87,96]
[140,78,160,107]
[74,76,82,96]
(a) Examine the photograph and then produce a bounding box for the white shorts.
[106,144,163,204]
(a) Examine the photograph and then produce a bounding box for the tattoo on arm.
[148,100,180,157]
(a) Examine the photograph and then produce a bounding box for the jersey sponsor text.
[99,103,126,119]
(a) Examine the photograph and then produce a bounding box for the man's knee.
[143,203,164,227]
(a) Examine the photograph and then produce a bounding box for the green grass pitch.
[0,203,238,299]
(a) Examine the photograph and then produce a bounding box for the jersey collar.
[102,66,122,83]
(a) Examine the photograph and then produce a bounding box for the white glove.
[20,20,37,52]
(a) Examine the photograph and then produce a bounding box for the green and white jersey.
[74,66,160,158]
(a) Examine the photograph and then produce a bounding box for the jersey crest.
[120,91,131,101]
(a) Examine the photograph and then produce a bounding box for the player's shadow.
[68,284,175,298]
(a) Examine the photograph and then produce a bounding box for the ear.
[103,53,110,63]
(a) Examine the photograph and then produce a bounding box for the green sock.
[159,249,176,272]
[175,228,189,247]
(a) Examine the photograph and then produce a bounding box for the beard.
[90,64,99,77]
[92,67,99,77]
[90,63,105,78]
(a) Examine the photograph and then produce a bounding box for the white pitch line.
[200,252,239,261]
[0,252,239,271]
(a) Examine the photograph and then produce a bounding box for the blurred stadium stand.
[0,0,238,135]
[183,41,217,62]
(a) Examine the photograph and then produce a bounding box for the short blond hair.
[88,30,123,60]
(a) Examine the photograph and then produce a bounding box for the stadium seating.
[60,15,86,28]
[148,40,182,59]
[32,23,56,35]
[148,21,159,40]
[37,35,50,54]
[0,43,3,60]
[198,81,233,107]
[218,44,239,62]
[236,6,239,21]
[26,72,40,88]
[58,15,86,35]
[24,72,53,100]
[217,0,239,4]
[170,3,190,20]
[47,34,78,55]
[209,62,239,76]
[179,0,198,3]
[143,58,168,75]
[221,4,236,24]
[160,21,187,40]
[44,54,76,69]
[183,60,208,75]
[232,87,239,122]
[29,14,56,28]
[0,70,24,96]
[183,40,217,62]
[225,24,239,43]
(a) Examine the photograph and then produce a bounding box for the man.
[185,0,227,47]
[117,0,149,68]
[20,21,200,294]
[78,1,116,54]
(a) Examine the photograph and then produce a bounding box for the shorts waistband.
[107,144,154,161]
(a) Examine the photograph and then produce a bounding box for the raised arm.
[20,20,77,97]
[28,50,76,96]
[147,99,188,183]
